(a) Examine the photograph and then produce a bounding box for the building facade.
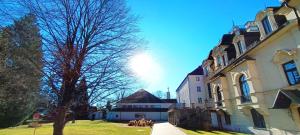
[176,66,212,108]
[107,89,176,121]
[201,1,300,134]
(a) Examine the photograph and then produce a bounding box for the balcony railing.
[240,96,252,103]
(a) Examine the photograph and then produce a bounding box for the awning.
[271,90,300,109]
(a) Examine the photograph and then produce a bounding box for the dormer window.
[217,56,222,66]
[222,55,226,66]
[237,41,246,54]
[262,17,272,35]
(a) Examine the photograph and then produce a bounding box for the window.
[150,105,161,108]
[198,98,202,104]
[282,60,300,85]
[216,87,222,106]
[207,84,212,98]
[237,41,245,54]
[262,17,272,35]
[222,55,226,66]
[224,113,231,125]
[217,56,222,66]
[135,113,145,119]
[196,77,200,81]
[204,67,209,75]
[197,86,201,92]
[239,75,252,103]
[251,109,266,128]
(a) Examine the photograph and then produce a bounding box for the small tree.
[153,90,165,99]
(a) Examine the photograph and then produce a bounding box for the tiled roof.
[188,66,204,75]
[219,34,234,45]
[118,89,164,103]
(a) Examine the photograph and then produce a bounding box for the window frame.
[216,87,222,106]
[222,55,226,66]
[224,113,231,125]
[250,109,266,128]
[207,84,212,98]
[239,75,252,103]
[197,86,201,92]
[237,41,243,54]
[198,97,202,104]
[262,16,272,35]
[282,60,300,85]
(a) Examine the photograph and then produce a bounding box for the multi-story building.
[176,66,212,108]
[201,0,300,134]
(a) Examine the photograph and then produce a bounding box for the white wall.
[188,75,207,108]
[117,103,173,108]
[107,112,168,121]
[177,77,191,107]
[176,75,208,108]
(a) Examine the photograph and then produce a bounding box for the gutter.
[283,1,300,29]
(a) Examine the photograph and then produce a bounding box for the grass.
[0,120,151,135]
[180,128,248,135]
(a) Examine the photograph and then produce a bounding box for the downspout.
[282,1,300,29]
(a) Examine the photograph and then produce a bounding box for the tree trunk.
[53,106,67,135]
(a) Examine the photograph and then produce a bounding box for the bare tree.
[153,90,165,99]
[0,0,140,135]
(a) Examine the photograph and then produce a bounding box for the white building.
[176,66,212,108]
[107,89,176,121]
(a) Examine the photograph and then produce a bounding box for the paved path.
[151,122,187,135]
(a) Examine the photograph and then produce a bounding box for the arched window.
[239,75,251,103]
[216,87,222,106]
[250,109,266,128]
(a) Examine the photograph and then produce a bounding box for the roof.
[162,99,177,103]
[188,66,204,75]
[272,89,300,109]
[176,65,204,92]
[111,108,169,112]
[118,89,164,103]
[219,34,234,45]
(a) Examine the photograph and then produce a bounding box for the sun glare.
[129,53,163,84]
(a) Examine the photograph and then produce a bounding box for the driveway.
[151,122,187,135]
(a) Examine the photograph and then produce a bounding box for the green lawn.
[0,120,151,135]
[180,128,248,135]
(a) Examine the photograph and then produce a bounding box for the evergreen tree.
[0,14,42,128]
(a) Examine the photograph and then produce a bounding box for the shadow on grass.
[182,127,245,135]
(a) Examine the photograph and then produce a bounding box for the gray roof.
[118,89,164,103]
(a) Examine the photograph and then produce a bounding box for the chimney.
[167,87,170,99]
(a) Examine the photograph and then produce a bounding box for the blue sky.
[127,0,280,98]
